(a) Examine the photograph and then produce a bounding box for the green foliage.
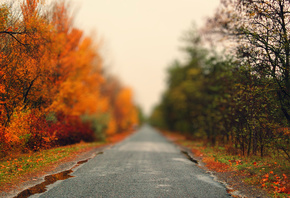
[45,112,57,123]
[136,105,146,125]
[81,113,109,141]
[150,26,290,160]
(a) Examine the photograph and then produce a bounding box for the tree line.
[150,0,289,160]
[0,0,139,156]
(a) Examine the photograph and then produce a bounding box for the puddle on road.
[14,170,74,198]
[14,152,103,198]
[76,159,90,165]
[181,150,198,164]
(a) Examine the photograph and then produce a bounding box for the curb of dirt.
[163,134,271,198]
[177,144,247,198]
[1,144,112,198]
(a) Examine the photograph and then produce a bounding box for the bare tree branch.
[0,31,28,46]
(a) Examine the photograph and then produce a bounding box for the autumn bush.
[1,109,52,155]
[22,112,53,151]
[81,113,109,141]
[47,112,95,146]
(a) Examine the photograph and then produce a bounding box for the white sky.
[71,0,221,115]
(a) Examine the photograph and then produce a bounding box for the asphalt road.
[33,125,230,198]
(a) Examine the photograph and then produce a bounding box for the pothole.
[14,151,103,198]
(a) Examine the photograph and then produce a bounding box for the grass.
[0,141,104,191]
[162,131,290,198]
[0,129,135,192]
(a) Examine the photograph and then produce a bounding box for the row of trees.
[150,0,289,160]
[0,0,139,156]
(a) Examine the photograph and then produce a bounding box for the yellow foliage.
[114,88,139,131]
[0,0,140,154]
[5,107,31,145]
[106,114,117,136]
[48,35,106,117]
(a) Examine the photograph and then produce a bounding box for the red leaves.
[47,112,95,146]
[6,27,12,32]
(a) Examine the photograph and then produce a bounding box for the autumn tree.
[205,0,290,124]
[114,88,138,131]
[0,2,27,46]
[0,0,56,127]
[100,75,121,135]
[150,24,290,159]
[100,75,139,135]
[0,0,139,154]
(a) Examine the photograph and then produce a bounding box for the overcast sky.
[71,0,221,115]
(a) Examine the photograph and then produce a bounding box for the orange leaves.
[3,108,53,152]
[260,170,290,195]
[114,88,138,131]
[5,107,30,145]
[0,83,4,94]
[276,127,290,136]
[49,34,106,117]
[0,4,9,31]
[0,0,139,155]
[21,0,39,23]
[0,1,58,123]
[105,115,117,136]
[6,27,12,32]
[203,157,230,173]
[262,173,269,182]
[191,148,203,157]
[101,77,139,135]
[115,88,133,117]
[51,2,72,34]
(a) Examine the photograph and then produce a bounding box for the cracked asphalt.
[33,125,230,198]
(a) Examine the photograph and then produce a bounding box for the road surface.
[32,125,230,198]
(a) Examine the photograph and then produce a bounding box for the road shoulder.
[1,144,109,198]
[160,130,271,198]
